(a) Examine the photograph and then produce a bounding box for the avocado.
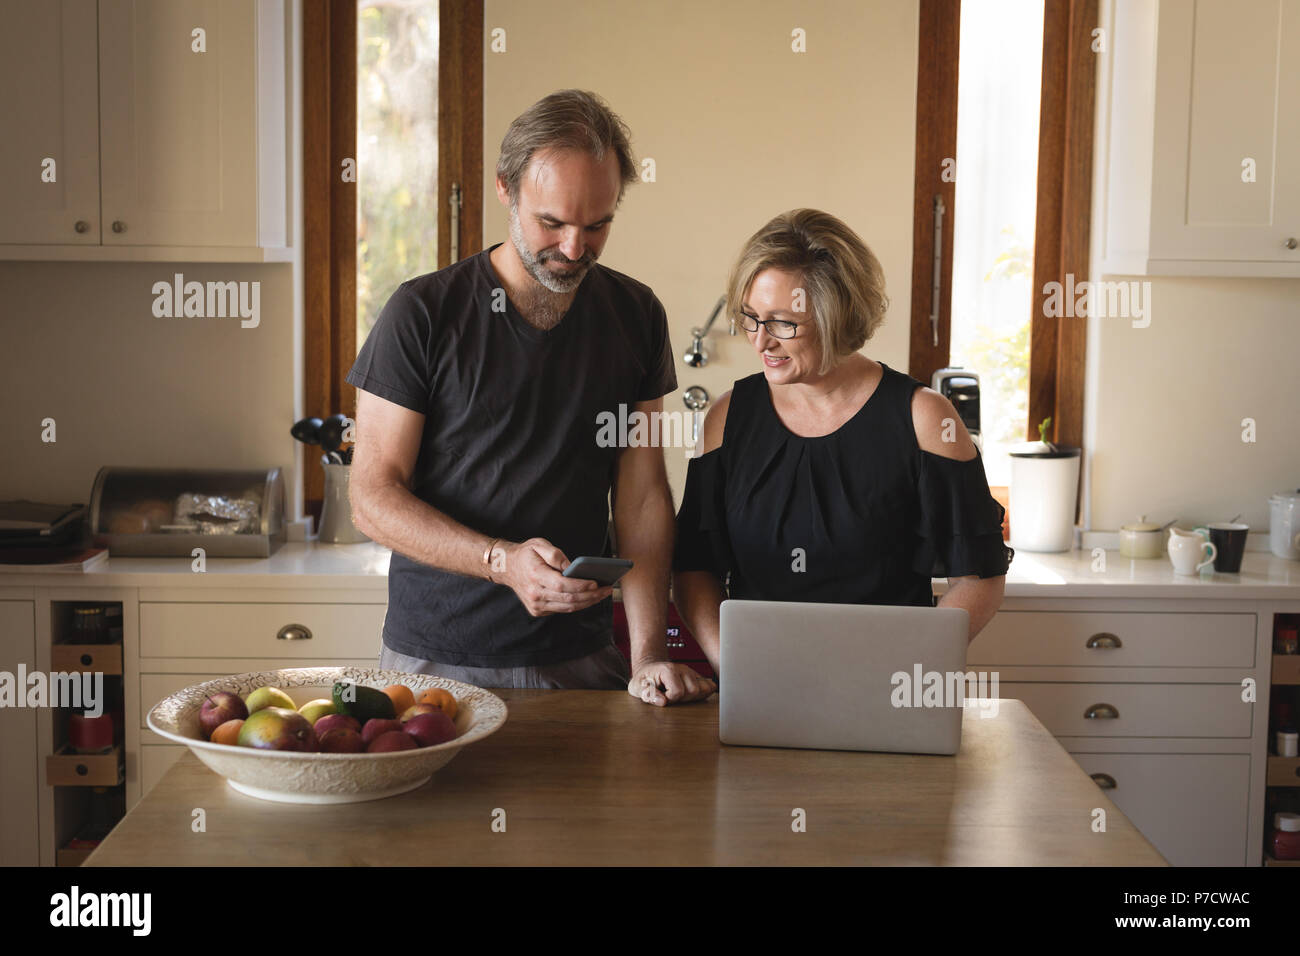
[331,681,396,723]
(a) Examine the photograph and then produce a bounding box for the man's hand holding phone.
[490,538,614,617]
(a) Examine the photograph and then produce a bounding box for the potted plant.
[1007,417,1082,552]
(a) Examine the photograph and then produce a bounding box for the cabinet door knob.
[1084,703,1119,719]
[1286,237,1298,250]
[111,220,126,233]
[277,624,312,641]
[74,220,88,234]
[1085,632,1122,649]
[1090,773,1117,789]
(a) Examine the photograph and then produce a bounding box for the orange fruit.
[382,684,416,715]
[210,718,244,746]
[416,687,458,720]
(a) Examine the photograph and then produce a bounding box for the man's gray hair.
[496,90,638,203]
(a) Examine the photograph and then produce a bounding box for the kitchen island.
[84,691,1166,866]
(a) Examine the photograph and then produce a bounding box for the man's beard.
[508,203,596,294]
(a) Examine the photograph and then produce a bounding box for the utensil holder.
[318,464,368,544]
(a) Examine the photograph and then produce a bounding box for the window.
[949,0,1045,488]
[357,0,440,349]
[911,0,1097,515]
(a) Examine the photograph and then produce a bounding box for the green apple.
[298,698,336,725]
[244,686,295,715]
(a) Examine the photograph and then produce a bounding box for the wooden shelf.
[1264,854,1300,866]
[51,643,123,675]
[1266,755,1300,787]
[56,847,95,867]
[46,745,123,787]
[1272,655,1300,685]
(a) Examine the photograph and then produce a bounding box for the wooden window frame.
[910,0,1098,515]
[301,0,483,515]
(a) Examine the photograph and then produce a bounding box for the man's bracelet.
[483,537,502,579]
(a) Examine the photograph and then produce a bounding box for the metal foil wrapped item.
[174,493,261,534]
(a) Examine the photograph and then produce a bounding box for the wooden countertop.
[87,692,1166,866]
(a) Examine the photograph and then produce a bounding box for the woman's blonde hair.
[725,209,889,374]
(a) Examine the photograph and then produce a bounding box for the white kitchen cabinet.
[139,602,388,659]
[1099,0,1300,276]
[968,604,1265,865]
[1071,752,1251,866]
[0,601,40,866]
[98,0,286,249]
[0,0,289,260]
[139,744,186,796]
[0,0,101,245]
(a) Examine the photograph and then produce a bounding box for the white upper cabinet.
[1100,0,1300,276]
[0,0,289,260]
[0,0,101,245]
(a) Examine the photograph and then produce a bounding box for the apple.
[199,691,248,740]
[298,698,336,725]
[245,686,296,715]
[313,713,361,738]
[400,703,439,723]
[361,718,403,746]
[367,731,418,753]
[403,711,457,747]
[237,707,316,751]
[318,728,365,753]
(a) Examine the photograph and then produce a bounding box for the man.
[347,89,714,706]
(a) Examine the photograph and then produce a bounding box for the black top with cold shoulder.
[673,362,1014,606]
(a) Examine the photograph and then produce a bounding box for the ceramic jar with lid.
[1272,812,1300,860]
[1120,515,1166,559]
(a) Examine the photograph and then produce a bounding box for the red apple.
[361,718,403,747]
[199,691,248,740]
[313,714,361,738]
[403,711,457,747]
[367,731,418,753]
[318,728,365,753]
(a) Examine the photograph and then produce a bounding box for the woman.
[673,209,1013,675]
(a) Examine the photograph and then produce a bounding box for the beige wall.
[1,262,297,506]
[483,0,920,499]
[1083,275,1299,535]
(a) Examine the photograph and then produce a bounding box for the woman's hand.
[629,661,716,706]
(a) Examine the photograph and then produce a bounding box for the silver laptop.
[719,599,970,754]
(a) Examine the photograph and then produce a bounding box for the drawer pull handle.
[1090,773,1116,789]
[277,624,312,641]
[1084,703,1119,720]
[75,764,88,776]
[79,653,93,666]
[1085,632,1122,649]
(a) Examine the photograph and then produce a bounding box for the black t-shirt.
[346,245,677,667]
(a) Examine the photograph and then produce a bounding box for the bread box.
[89,466,285,557]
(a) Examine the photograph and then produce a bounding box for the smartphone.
[562,556,633,587]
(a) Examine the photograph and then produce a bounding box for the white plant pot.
[1008,445,1081,553]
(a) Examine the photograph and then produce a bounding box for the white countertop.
[2,540,1299,598]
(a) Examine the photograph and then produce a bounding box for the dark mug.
[1195,522,1249,573]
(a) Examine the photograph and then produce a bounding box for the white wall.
[483,0,920,499]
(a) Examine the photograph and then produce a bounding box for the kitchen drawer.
[46,744,124,786]
[52,643,123,675]
[140,603,386,658]
[1071,752,1249,866]
[1001,682,1251,737]
[140,745,187,797]
[968,611,1255,668]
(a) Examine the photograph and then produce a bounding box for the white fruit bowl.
[146,667,507,804]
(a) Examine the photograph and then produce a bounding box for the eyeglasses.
[737,312,798,339]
